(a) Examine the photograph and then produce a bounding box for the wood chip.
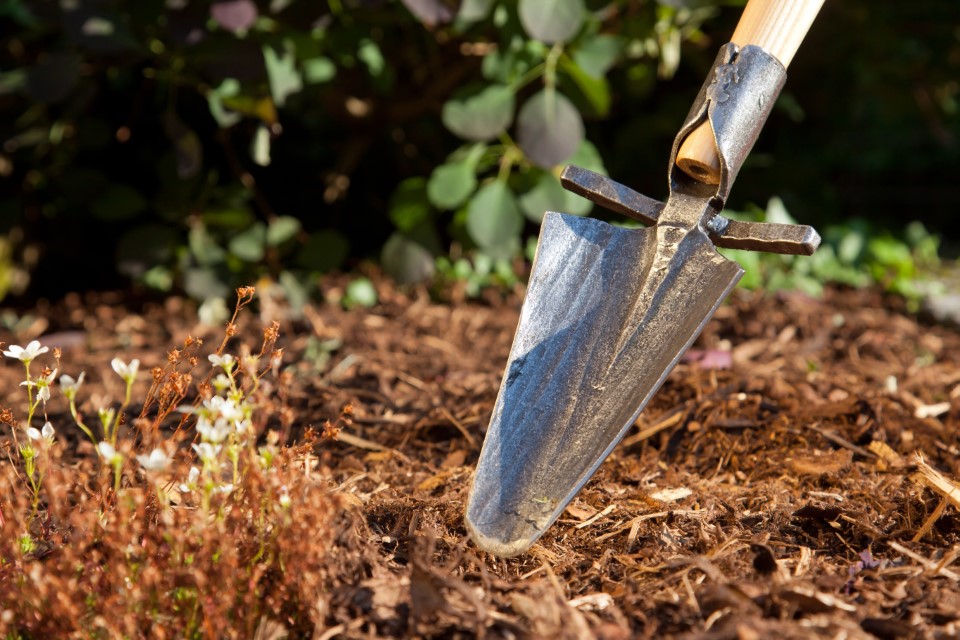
[915,402,951,419]
[912,452,960,510]
[889,540,960,581]
[575,504,616,529]
[868,440,905,469]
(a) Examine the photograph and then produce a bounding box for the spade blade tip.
[465,515,537,559]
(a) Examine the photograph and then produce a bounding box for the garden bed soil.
[2,280,960,638]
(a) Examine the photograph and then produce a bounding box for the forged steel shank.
[466,44,803,557]
[670,43,787,205]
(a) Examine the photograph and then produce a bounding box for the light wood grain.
[675,0,825,184]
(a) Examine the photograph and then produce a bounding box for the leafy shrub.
[720,198,942,304]
[0,0,713,301]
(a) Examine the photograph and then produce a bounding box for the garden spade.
[467,0,826,557]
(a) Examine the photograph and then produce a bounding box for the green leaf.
[228,223,267,262]
[567,139,607,175]
[303,57,336,84]
[389,177,431,231]
[251,124,271,166]
[184,267,231,300]
[518,171,590,223]
[266,216,301,246]
[442,84,515,142]
[90,185,147,221]
[207,79,243,128]
[263,42,303,108]
[343,277,378,309]
[466,181,523,258]
[457,0,493,23]
[203,208,254,229]
[297,230,349,272]
[164,113,203,179]
[358,38,385,77]
[573,34,625,77]
[560,56,611,115]
[382,232,436,285]
[517,89,584,168]
[427,162,477,210]
[518,0,585,44]
[189,224,228,266]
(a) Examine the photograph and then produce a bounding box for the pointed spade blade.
[466,211,743,557]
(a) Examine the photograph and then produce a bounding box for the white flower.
[20,368,57,403]
[234,419,252,435]
[212,374,231,392]
[26,427,42,441]
[3,341,49,362]
[111,358,140,383]
[179,466,200,493]
[191,442,221,462]
[97,442,122,464]
[41,422,55,441]
[216,483,234,495]
[136,448,171,472]
[278,486,291,508]
[196,417,231,444]
[203,396,243,422]
[208,353,235,371]
[60,372,86,399]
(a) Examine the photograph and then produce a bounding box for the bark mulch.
[2,281,959,638]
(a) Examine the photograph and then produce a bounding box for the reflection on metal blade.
[466,211,742,557]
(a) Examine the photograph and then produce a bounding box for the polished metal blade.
[466,209,743,557]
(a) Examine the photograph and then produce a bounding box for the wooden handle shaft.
[675,0,825,184]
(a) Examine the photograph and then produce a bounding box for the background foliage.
[1,0,958,305]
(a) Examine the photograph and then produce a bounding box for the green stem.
[70,399,98,448]
[23,362,34,427]
[510,62,547,93]
[544,43,564,91]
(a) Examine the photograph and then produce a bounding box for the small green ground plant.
[719,198,943,306]
[0,288,348,637]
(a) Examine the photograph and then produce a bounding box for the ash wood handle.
[675,0,825,184]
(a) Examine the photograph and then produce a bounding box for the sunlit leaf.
[518,171,589,223]
[560,56,611,115]
[251,124,271,166]
[442,84,515,142]
[518,0,585,44]
[517,89,584,168]
[457,0,493,23]
[266,216,301,246]
[567,139,607,175]
[466,181,523,257]
[189,224,228,266]
[303,57,336,84]
[382,232,436,285]
[263,42,303,107]
[228,222,267,262]
[427,161,477,210]
[343,277,378,309]
[573,34,625,77]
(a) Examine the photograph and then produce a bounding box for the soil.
[2,280,960,639]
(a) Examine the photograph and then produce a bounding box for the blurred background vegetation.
[1,0,957,308]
